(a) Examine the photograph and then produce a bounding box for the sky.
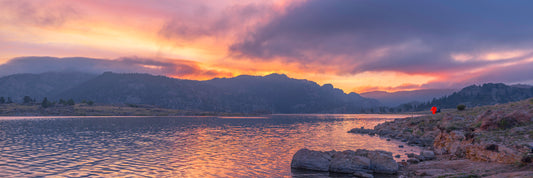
[1,0,533,93]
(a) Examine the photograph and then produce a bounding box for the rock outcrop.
[329,150,371,173]
[349,98,533,177]
[290,148,334,171]
[433,129,522,163]
[291,149,399,175]
[477,109,533,131]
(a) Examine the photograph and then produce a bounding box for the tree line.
[0,96,94,108]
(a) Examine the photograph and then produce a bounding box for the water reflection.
[0,114,421,177]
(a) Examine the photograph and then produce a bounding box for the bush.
[66,99,75,106]
[41,97,51,108]
[457,104,466,111]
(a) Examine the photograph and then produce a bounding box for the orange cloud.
[2,0,533,95]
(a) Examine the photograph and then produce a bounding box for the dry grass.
[0,103,240,116]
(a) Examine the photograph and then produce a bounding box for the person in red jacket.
[431,106,437,114]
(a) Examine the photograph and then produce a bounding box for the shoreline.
[0,103,255,117]
[348,98,533,177]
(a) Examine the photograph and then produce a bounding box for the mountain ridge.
[404,83,533,111]
[0,71,379,114]
[360,89,457,107]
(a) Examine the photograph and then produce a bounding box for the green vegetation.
[41,97,51,108]
[66,99,75,106]
[23,96,33,104]
[0,97,247,116]
[457,104,466,111]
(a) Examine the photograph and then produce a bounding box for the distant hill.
[361,89,457,106]
[54,72,379,113]
[0,72,96,102]
[412,83,533,110]
[204,73,378,113]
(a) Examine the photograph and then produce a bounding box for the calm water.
[0,114,421,177]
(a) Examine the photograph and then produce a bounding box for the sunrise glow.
[2,0,533,93]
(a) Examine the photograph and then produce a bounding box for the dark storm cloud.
[230,0,533,75]
[0,56,228,79]
[159,3,272,41]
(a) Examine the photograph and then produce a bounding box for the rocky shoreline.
[293,98,533,177]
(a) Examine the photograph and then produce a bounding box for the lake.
[0,114,422,177]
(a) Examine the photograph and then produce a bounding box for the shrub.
[457,104,466,111]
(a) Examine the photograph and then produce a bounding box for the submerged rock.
[291,148,398,174]
[353,171,374,178]
[406,158,420,164]
[348,127,376,134]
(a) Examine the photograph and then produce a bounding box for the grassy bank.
[0,103,242,116]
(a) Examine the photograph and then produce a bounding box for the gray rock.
[354,171,374,178]
[291,149,334,171]
[414,169,446,176]
[329,150,371,173]
[406,153,415,158]
[291,149,399,174]
[414,154,425,161]
[407,138,422,145]
[420,150,435,160]
[348,127,375,135]
[367,150,399,174]
[407,158,420,164]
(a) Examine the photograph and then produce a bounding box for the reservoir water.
[0,114,422,177]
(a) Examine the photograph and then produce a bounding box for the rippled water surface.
[0,114,422,177]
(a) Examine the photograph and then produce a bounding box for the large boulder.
[291,149,399,174]
[367,150,399,174]
[291,148,334,171]
[420,150,436,160]
[329,150,371,173]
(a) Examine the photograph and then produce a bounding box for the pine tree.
[67,99,75,106]
[23,96,32,104]
[59,99,66,105]
[41,97,51,108]
[7,97,13,103]
[0,97,4,104]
